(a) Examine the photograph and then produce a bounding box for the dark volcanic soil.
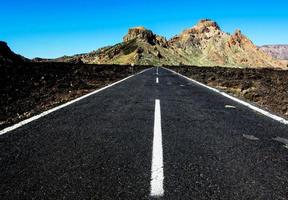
[1,63,287,130]
[0,62,147,129]
[167,66,288,120]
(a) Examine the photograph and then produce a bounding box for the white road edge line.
[163,67,288,125]
[150,99,164,197]
[0,68,152,135]
[156,77,159,84]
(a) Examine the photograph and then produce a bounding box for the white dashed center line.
[225,105,236,109]
[156,77,159,84]
[150,99,164,197]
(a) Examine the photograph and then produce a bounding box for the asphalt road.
[1,67,288,199]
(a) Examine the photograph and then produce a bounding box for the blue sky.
[1,0,287,58]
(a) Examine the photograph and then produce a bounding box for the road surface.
[1,67,288,199]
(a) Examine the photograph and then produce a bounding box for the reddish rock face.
[168,19,223,48]
[123,26,168,48]
[227,29,253,48]
[196,19,221,31]
[123,27,157,45]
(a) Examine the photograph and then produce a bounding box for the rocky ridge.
[0,41,28,65]
[0,19,275,68]
[50,19,284,68]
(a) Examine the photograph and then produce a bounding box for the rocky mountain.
[0,41,28,65]
[49,19,284,68]
[77,27,171,66]
[259,45,288,60]
[168,20,284,68]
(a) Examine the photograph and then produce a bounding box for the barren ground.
[0,62,147,129]
[1,64,288,130]
[167,66,288,120]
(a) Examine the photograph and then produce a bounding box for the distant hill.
[47,19,285,68]
[0,41,28,65]
[259,45,288,60]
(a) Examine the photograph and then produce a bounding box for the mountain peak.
[0,41,9,51]
[123,26,157,44]
[169,19,223,48]
[228,29,253,48]
[0,41,28,64]
[195,19,221,31]
[130,26,147,31]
